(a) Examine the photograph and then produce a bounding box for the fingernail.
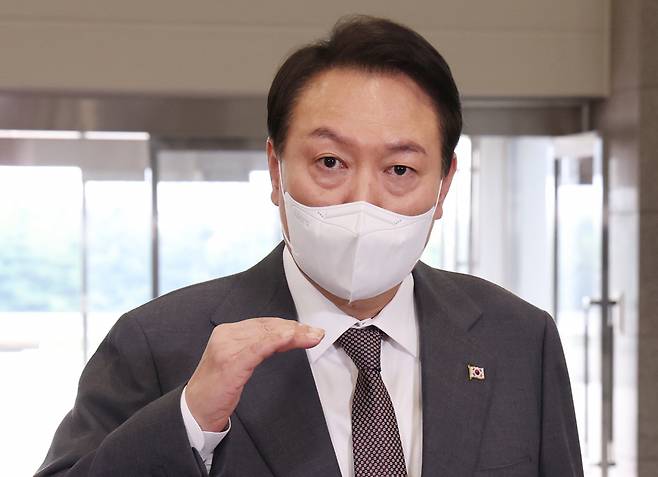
[306,327,325,340]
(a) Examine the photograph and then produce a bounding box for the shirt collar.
[282,246,418,363]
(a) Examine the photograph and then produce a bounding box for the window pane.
[86,180,151,352]
[422,135,472,271]
[0,166,82,311]
[0,166,84,477]
[158,151,281,294]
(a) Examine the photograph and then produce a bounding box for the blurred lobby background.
[0,1,656,476]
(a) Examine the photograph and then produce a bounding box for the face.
[267,67,457,236]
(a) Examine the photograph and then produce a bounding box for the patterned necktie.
[338,326,407,477]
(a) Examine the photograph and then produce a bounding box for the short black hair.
[267,15,462,176]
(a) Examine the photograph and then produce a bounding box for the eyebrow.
[308,127,427,156]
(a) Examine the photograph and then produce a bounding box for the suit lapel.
[207,245,495,476]
[210,243,341,477]
[413,263,496,476]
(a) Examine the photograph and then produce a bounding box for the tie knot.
[338,326,382,371]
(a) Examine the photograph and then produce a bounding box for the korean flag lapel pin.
[467,364,485,381]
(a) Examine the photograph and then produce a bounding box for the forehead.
[287,67,441,150]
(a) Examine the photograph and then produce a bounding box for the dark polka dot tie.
[338,326,407,477]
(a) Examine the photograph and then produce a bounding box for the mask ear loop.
[431,154,456,213]
[277,157,285,195]
[277,158,294,249]
[424,176,444,216]
[436,178,444,207]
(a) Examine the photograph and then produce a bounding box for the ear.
[267,138,282,207]
[433,153,458,221]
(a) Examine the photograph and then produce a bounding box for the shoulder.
[436,267,542,312]
[97,274,241,351]
[130,275,239,328]
[416,261,547,316]
[114,243,287,336]
[414,261,551,346]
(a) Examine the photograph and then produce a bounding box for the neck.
[299,268,401,320]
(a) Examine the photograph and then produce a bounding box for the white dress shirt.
[283,247,423,476]
[180,388,229,472]
[181,246,423,475]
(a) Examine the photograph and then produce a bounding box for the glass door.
[553,133,616,477]
[468,132,621,476]
[0,134,150,476]
[152,144,283,295]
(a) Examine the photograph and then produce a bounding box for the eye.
[321,156,339,169]
[393,165,409,176]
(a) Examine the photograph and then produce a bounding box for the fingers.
[277,324,325,352]
[186,317,325,431]
[230,319,325,372]
[223,318,324,351]
[270,322,325,353]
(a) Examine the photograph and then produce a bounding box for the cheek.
[286,180,318,206]
[406,198,438,216]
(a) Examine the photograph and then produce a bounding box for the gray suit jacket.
[36,242,583,476]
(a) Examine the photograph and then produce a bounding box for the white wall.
[0,0,610,97]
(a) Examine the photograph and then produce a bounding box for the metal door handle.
[581,295,621,469]
[582,296,622,332]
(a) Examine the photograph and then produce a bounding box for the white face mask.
[279,165,440,302]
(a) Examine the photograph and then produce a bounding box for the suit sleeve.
[35,314,207,477]
[539,312,584,477]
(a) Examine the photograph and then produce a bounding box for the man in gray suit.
[37,16,583,477]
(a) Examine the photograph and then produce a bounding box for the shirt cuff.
[180,385,230,462]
